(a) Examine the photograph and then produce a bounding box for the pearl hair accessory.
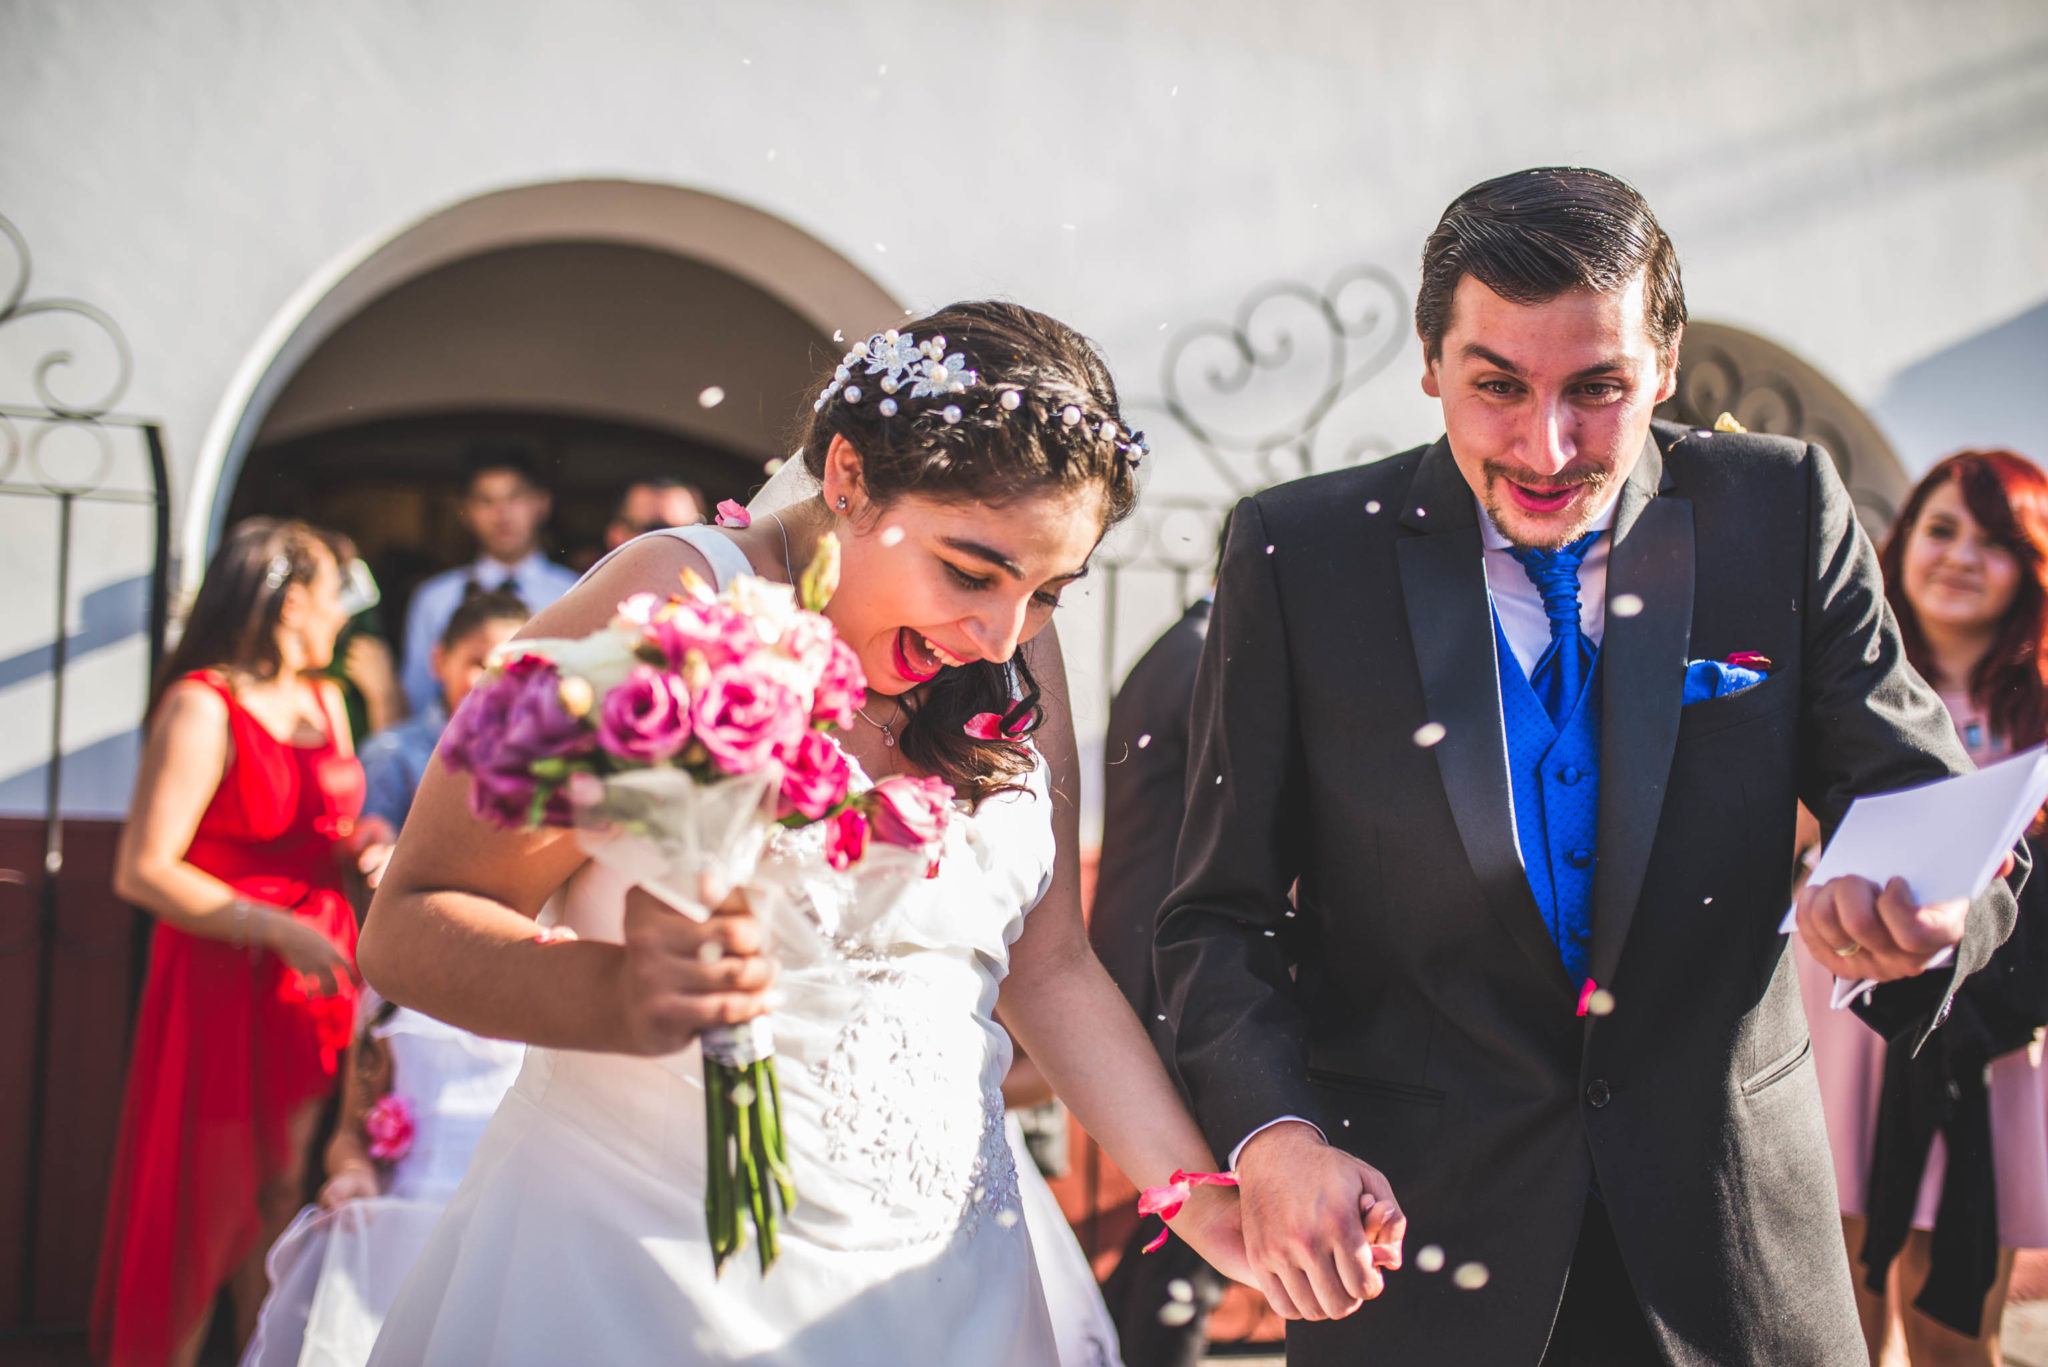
[815,329,1149,468]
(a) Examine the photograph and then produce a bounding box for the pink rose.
[646,601,755,671]
[692,663,807,775]
[776,729,853,820]
[780,612,838,674]
[365,1093,416,1162]
[811,637,867,729]
[597,664,693,763]
[865,774,955,851]
[825,807,870,871]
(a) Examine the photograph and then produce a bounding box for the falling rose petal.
[715,500,752,528]
[1576,978,1599,1017]
[1588,988,1617,1017]
[1612,592,1644,618]
[1454,1262,1490,1290]
[1416,1244,1446,1273]
[1413,722,1447,748]
[1137,733,1153,749]
[698,386,726,408]
[880,525,906,547]
[965,713,1019,741]
[1157,1301,1197,1327]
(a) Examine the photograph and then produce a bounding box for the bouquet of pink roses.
[439,534,954,1275]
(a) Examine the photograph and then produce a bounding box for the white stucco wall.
[4,0,2047,821]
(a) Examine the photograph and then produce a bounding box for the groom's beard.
[1480,461,1616,551]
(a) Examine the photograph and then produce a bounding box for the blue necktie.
[1509,531,1601,726]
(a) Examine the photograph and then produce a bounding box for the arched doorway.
[1656,320,1911,530]
[186,178,901,591]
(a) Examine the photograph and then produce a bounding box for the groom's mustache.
[1483,461,1614,496]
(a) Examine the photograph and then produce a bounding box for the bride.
[358,301,1251,1364]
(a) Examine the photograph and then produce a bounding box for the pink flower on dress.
[596,664,693,763]
[776,730,854,821]
[715,500,752,528]
[692,664,807,775]
[365,1093,416,1163]
[825,807,870,871]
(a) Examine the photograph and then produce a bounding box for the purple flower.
[446,662,595,829]
[597,664,693,763]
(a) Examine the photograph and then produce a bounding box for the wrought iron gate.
[0,210,168,1341]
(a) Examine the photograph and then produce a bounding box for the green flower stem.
[703,1056,797,1276]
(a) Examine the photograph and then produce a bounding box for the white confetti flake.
[1215,775,1223,784]
[832,329,844,343]
[880,525,906,547]
[729,1081,757,1107]
[1587,988,1617,1017]
[1265,544,1276,554]
[877,63,887,76]
[1416,507,1428,517]
[1157,1301,1197,1327]
[1704,896,1714,905]
[740,57,751,65]
[697,385,726,408]
[1170,84,1180,96]
[1157,1013,1167,1022]
[1365,500,1382,514]
[873,242,887,254]
[1062,222,1077,231]
[1416,1244,1446,1273]
[1453,1261,1490,1290]
[1137,733,1153,748]
[765,147,776,161]
[996,1206,1021,1228]
[1413,722,1447,748]
[1167,1278,1194,1303]
[1612,592,1644,618]
[764,458,785,475]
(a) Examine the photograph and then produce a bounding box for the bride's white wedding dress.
[369,526,1063,1365]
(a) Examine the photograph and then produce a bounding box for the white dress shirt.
[402,551,580,713]
[1227,487,1624,1169]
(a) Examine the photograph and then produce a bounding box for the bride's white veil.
[746,455,820,519]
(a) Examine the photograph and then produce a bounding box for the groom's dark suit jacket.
[1155,421,2026,1365]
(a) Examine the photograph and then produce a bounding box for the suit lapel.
[1590,432,1694,987]
[1397,441,1573,994]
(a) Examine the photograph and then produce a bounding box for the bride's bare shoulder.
[517,535,715,640]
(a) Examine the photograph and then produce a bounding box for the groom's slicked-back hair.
[1415,167,1685,362]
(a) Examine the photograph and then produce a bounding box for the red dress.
[91,672,365,1365]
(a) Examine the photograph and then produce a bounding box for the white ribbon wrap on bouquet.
[570,766,785,1070]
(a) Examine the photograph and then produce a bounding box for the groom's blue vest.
[1494,614,1601,984]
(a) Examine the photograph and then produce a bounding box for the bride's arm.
[998,625,1249,1280]
[357,539,775,1054]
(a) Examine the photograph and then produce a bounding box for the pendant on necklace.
[882,729,896,747]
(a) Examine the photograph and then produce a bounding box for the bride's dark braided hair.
[795,300,1139,803]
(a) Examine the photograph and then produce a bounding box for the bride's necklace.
[771,510,901,749]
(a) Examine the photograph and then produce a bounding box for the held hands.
[1794,851,2013,983]
[262,912,357,998]
[1237,1120,1405,1321]
[613,885,776,1056]
[351,815,398,889]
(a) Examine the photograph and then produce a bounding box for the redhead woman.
[1800,450,2048,1365]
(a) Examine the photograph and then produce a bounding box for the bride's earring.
[836,496,848,511]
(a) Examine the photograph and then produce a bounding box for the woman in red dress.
[93,518,393,1366]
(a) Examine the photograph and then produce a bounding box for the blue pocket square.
[1683,658,1769,707]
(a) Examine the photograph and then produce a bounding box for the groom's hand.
[1237,1120,1404,1321]
[614,886,776,1055]
[1792,855,2011,983]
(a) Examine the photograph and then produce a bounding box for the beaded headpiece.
[816,330,1146,468]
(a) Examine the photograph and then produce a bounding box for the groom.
[1154,167,2027,1365]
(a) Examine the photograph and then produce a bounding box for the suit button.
[1558,765,1581,786]
[1567,848,1593,870]
[1586,1079,1611,1108]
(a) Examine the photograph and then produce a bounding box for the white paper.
[1780,745,2048,1008]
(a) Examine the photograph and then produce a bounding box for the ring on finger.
[1834,942,1863,957]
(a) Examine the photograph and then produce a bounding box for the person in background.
[93,518,392,1367]
[1089,528,1226,1367]
[401,444,576,715]
[362,588,530,832]
[1801,449,2048,1366]
[603,475,706,551]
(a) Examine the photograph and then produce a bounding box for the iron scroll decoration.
[1094,265,1411,699]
